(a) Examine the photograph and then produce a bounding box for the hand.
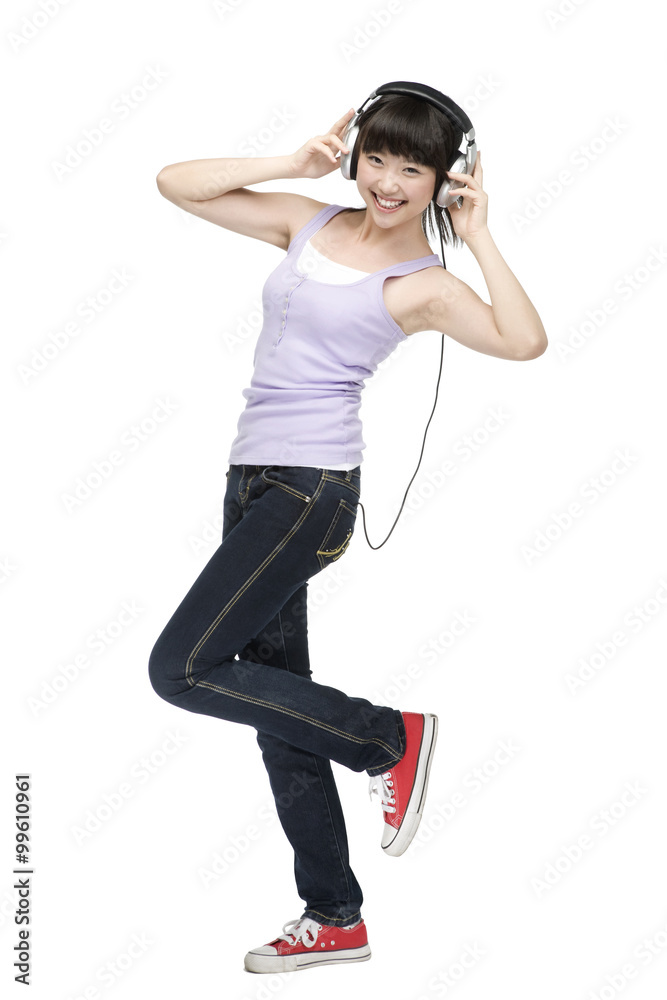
[446,151,488,242]
[287,109,355,180]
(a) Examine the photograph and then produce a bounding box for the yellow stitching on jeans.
[307,908,361,924]
[184,473,327,684]
[261,468,312,503]
[266,481,310,502]
[317,530,352,559]
[321,472,361,498]
[240,470,259,502]
[196,679,400,758]
[316,499,356,568]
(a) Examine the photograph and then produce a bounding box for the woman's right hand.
[287,109,356,179]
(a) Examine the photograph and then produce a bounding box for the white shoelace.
[368,770,396,813]
[278,917,322,948]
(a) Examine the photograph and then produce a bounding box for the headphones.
[339,80,477,209]
[338,81,478,549]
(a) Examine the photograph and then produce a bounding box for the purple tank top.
[227,203,441,468]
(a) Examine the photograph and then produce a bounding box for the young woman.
[149,90,547,975]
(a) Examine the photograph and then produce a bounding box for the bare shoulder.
[410,263,463,314]
[157,183,330,251]
[283,195,332,247]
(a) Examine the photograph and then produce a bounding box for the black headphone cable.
[358,226,448,549]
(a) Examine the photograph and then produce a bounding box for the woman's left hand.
[446,151,488,242]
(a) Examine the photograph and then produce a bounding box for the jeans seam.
[240,469,260,504]
[237,464,247,504]
[261,468,313,503]
[277,608,291,672]
[321,472,361,498]
[312,754,352,904]
[265,480,311,503]
[195,679,400,759]
[305,908,361,925]
[184,474,326,685]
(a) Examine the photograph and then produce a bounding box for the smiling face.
[355,145,437,226]
[349,93,460,237]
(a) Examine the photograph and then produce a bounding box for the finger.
[316,139,339,164]
[331,109,356,133]
[330,133,350,152]
[446,170,475,183]
[449,186,478,203]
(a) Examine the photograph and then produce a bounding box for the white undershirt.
[296,238,371,284]
[293,239,371,471]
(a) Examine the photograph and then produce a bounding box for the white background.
[3,0,667,997]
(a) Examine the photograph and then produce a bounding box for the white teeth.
[374,193,403,208]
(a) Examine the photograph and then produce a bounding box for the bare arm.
[155,110,355,249]
[424,153,548,361]
[156,154,296,202]
[465,228,547,358]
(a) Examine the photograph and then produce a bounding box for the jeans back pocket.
[316,497,358,569]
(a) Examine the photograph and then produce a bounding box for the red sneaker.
[244,915,371,973]
[368,711,438,856]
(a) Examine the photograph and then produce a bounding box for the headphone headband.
[370,80,474,137]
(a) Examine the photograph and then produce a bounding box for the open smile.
[371,191,406,212]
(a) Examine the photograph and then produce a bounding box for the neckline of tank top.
[287,203,441,287]
[302,239,371,275]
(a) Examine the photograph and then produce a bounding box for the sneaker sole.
[244,943,372,973]
[382,713,438,857]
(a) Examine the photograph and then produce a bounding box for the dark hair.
[347,93,464,251]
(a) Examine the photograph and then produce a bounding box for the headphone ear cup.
[435,150,467,208]
[339,122,359,180]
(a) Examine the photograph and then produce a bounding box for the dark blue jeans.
[148,463,407,927]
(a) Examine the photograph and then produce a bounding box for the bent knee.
[148,642,187,703]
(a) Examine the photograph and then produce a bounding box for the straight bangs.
[355,95,455,169]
